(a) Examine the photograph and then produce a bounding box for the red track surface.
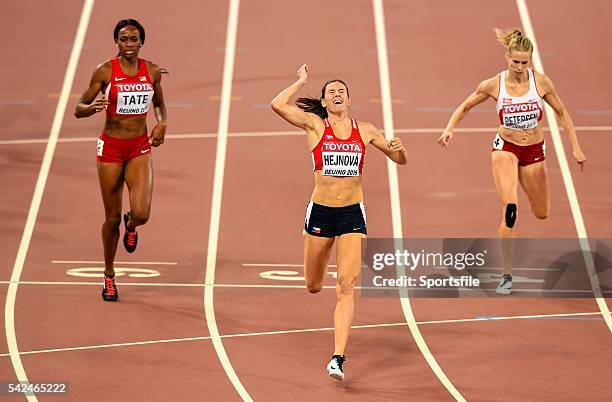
[1,0,611,400]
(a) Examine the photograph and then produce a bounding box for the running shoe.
[102,273,118,302]
[327,354,346,381]
[496,273,512,295]
[123,211,138,253]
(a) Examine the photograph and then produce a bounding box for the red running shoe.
[102,274,118,302]
[123,212,138,253]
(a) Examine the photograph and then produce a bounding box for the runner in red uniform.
[272,64,408,381]
[438,28,586,295]
[74,19,167,302]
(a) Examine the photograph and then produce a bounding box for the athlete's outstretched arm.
[271,64,316,130]
[74,63,110,119]
[537,73,586,168]
[363,122,407,165]
[438,77,497,147]
[149,62,167,147]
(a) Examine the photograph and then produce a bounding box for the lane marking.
[0,311,601,358]
[65,267,161,278]
[52,260,177,265]
[1,125,610,145]
[0,280,610,295]
[208,95,243,101]
[0,99,34,105]
[47,93,80,99]
[373,1,465,400]
[3,1,95,400]
[204,1,252,400]
[516,0,612,332]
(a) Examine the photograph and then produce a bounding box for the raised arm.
[149,62,167,147]
[438,77,497,147]
[537,72,586,168]
[362,122,407,165]
[74,63,110,119]
[270,64,316,131]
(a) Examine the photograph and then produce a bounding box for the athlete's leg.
[518,161,549,219]
[304,233,334,293]
[491,151,519,275]
[333,233,363,355]
[124,154,153,229]
[97,162,125,276]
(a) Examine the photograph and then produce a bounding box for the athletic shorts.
[96,132,151,164]
[491,133,546,166]
[304,201,367,238]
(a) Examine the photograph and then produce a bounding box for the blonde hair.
[494,28,533,55]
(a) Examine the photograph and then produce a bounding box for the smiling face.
[115,25,142,58]
[505,50,531,78]
[321,81,351,114]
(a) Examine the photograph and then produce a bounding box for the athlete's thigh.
[518,161,549,216]
[335,233,364,280]
[97,162,125,215]
[491,151,519,204]
[124,155,153,211]
[304,233,335,282]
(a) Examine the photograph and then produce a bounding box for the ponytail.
[296,97,327,118]
[494,27,533,54]
[295,79,350,119]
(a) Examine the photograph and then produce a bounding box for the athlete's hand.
[150,122,166,147]
[438,129,454,147]
[573,147,586,172]
[388,137,406,153]
[91,95,109,113]
[297,64,308,83]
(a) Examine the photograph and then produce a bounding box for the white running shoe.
[326,355,346,381]
[496,274,512,295]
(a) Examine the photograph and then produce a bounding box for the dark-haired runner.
[438,28,585,295]
[75,19,167,301]
[271,64,407,380]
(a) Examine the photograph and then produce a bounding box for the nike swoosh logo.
[115,77,126,81]
[141,149,150,154]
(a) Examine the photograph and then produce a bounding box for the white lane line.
[1,281,610,296]
[1,125,610,145]
[0,311,601,358]
[242,263,339,267]
[204,1,251,401]
[51,260,177,265]
[516,0,612,333]
[3,1,95,400]
[372,1,466,400]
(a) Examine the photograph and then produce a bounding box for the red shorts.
[491,133,546,166]
[96,133,151,164]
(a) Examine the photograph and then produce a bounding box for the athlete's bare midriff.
[499,125,544,146]
[311,173,363,206]
[103,115,148,138]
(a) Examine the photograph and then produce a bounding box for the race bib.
[321,141,363,177]
[492,133,504,150]
[115,83,154,115]
[97,138,104,156]
[500,101,541,130]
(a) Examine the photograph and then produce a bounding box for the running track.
[1,0,611,400]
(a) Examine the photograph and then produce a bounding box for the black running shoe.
[102,274,118,301]
[123,212,138,253]
[326,354,346,381]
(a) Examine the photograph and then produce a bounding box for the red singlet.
[311,118,365,177]
[104,58,154,117]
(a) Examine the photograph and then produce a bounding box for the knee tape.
[505,203,517,228]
